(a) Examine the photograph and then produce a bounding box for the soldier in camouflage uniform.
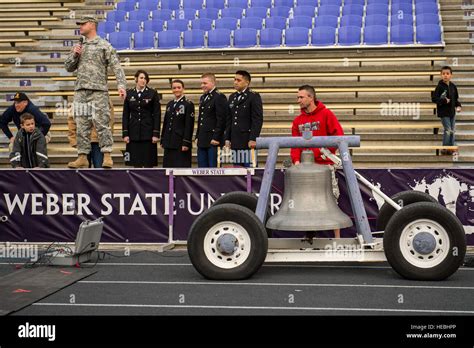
[64,15,127,168]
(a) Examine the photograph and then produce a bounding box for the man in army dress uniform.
[65,15,127,169]
[225,70,263,167]
[195,73,227,167]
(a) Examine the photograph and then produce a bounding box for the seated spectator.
[68,99,115,168]
[9,113,49,168]
[0,92,51,146]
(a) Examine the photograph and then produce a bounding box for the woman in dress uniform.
[122,70,161,167]
[160,80,195,167]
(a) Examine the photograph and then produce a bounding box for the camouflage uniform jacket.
[64,36,127,91]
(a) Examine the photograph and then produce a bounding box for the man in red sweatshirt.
[291,85,345,238]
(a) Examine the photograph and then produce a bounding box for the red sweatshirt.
[291,101,344,165]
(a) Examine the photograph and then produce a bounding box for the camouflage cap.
[76,15,98,25]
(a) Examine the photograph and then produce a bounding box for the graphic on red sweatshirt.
[291,101,344,165]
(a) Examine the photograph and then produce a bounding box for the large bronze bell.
[266,151,353,231]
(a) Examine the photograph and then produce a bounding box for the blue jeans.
[441,117,455,146]
[88,143,103,168]
[197,146,218,167]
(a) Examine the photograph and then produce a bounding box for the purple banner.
[0,168,473,245]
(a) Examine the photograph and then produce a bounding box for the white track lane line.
[78,280,474,290]
[31,302,474,314]
[2,262,471,271]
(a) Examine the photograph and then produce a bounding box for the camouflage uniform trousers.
[74,89,113,154]
[329,164,340,200]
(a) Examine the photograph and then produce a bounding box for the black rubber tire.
[187,203,268,280]
[383,202,466,281]
[213,191,272,237]
[376,190,438,232]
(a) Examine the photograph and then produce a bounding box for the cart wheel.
[213,191,273,237]
[376,190,438,231]
[187,203,268,280]
[383,202,466,280]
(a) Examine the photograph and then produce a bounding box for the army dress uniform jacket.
[64,36,127,91]
[225,89,263,149]
[122,87,161,141]
[161,97,195,150]
[195,89,227,148]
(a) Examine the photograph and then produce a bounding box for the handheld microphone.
[74,36,84,57]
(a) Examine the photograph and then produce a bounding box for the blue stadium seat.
[417,0,438,2]
[139,0,159,10]
[208,28,232,47]
[366,3,388,16]
[182,0,203,9]
[340,14,362,27]
[390,13,413,26]
[143,19,164,31]
[240,16,263,29]
[270,6,292,18]
[160,0,181,10]
[297,0,318,5]
[344,0,364,5]
[365,14,388,26]
[221,7,244,19]
[416,23,442,44]
[97,30,106,38]
[117,1,136,12]
[391,3,413,16]
[215,17,238,29]
[183,29,205,47]
[109,31,131,49]
[338,26,361,45]
[284,27,309,46]
[416,13,439,25]
[288,16,313,28]
[415,2,439,14]
[134,30,156,49]
[265,16,287,30]
[246,7,269,18]
[260,27,282,46]
[166,19,190,31]
[128,9,151,21]
[106,10,126,22]
[158,29,181,48]
[311,25,336,45]
[367,0,388,4]
[274,0,295,7]
[175,8,198,20]
[98,21,117,33]
[342,4,363,16]
[151,9,173,20]
[364,25,388,44]
[234,28,258,47]
[207,0,226,8]
[293,6,316,17]
[251,0,272,7]
[228,0,249,8]
[191,18,213,30]
[314,15,338,28]
[119,20,141,32]
[392,0,413,3]
[317,5,341,17]
[320,0,341,6]
[390,24,414,44]
[199,8,220,19]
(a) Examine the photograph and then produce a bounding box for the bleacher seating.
[0,0,470,168]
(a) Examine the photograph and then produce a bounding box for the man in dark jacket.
[431,66,462,155]
[195,73,227,167]
[9,113,49,168]
[225,70,263,167]
[0,92,51,145]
